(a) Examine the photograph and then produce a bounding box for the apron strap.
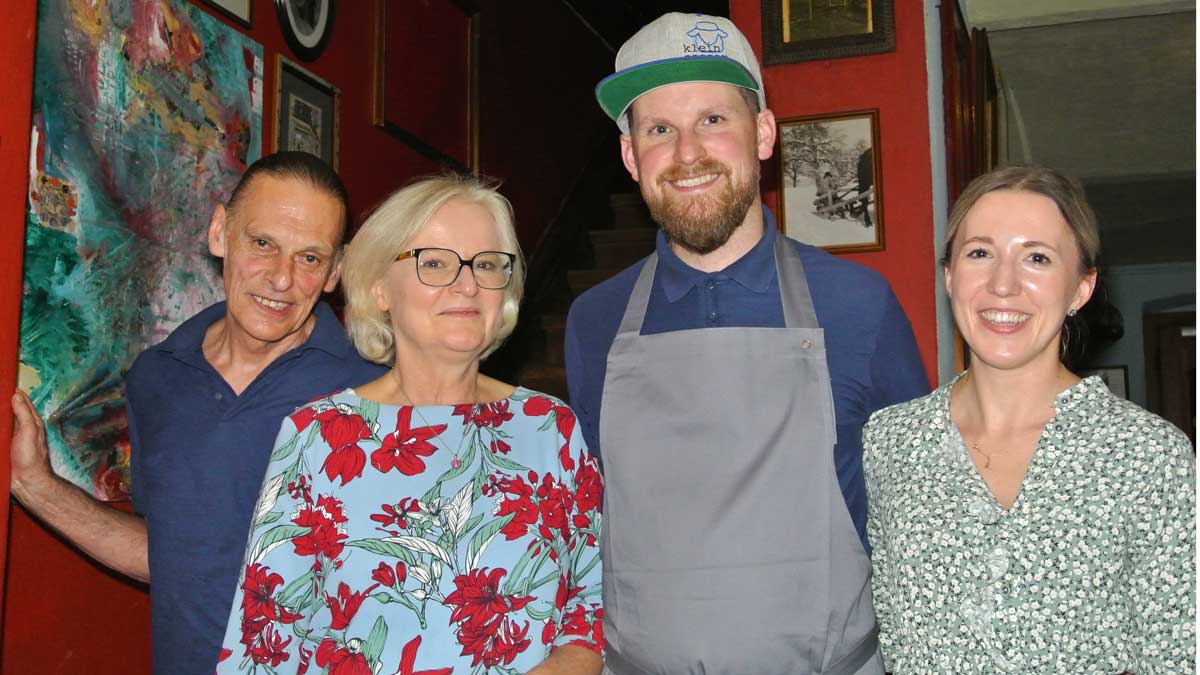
[616,254,658,338]
[774,236,818,330]
[615,233,820,335]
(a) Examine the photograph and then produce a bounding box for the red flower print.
[217,648,232,663]
[537,474,573,531]
[554,578,583,610]
[287,475,313,503]
[444,568,533,628]
[371,407,447,475]
[292,406,318,432]
[523,396,553,416]
[574,460,602,514]
[297,644,314,675]
[370,497,421,535]
[487,618,531,667]
[491,475,538,541]
[292,495,349,560]
[473,400,514,428]
[455,616,532,668]
[316,639,372,675]
[316,407,372,485]
[372,562,397,587]
[553,405,575,440]
[560,605,592,638]
[325,581,380,630]
[247,622,292,667]
[392,635,453,675]
[489,439,511,455]
[452,403,475,425]
[241,563,302,624]
[541,618,557,646]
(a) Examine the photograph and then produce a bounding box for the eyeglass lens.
[415,248,512,289]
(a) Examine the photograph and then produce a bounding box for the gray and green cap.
[596,12,766,134]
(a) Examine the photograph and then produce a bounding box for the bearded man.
[563,12,928,675]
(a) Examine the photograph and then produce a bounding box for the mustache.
[657,159,728,184]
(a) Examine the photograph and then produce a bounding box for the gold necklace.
[391,373,478,469]
[969,439,995,469]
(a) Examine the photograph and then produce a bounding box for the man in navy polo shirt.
[10,152,385,675]
[565,13,928,675]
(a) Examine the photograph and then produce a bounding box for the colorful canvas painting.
[20,0,263,500]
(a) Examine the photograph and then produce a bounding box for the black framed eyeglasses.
[395,248,516,290]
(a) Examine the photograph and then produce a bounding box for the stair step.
[540,313,566,367]
[517,364,568,402]
[591,230,657,269]
[588,227,657,244]
[608,192,656,230]
[567,268,625,296]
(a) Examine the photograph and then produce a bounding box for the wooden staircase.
[498,191,658,401]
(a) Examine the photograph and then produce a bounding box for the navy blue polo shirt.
[126,301,386,675]
[564,209,929,549]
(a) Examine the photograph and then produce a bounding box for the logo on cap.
[684,20,728,55]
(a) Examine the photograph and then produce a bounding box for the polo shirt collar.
[155,300,353,368]
[655,209,778,303]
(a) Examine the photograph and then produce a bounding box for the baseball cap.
[596,12,766,134]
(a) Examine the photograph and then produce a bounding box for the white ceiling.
[962,0,1196,265]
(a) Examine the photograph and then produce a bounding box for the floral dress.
[863,376,1195,674]
[215,387,604,675]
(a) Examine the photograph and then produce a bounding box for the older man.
[564,13,928,674]
[10,152,385,675]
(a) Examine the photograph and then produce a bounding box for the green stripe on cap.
[595,57,759,124]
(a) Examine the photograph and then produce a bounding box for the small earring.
[1067,308,1077,317]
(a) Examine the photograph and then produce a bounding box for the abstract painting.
[20,0,263,500]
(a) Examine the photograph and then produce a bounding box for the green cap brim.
[595,56,759,125]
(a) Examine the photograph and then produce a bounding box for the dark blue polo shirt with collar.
[564,209,929,549]
[126,301,386,675]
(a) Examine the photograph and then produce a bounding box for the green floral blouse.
[863,376,1195,674]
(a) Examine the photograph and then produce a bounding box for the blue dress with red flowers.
[215,387,604,675]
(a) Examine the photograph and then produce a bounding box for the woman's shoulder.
[1069,377,1194,463]
[865,382,951,437]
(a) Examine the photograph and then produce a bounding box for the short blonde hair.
[343,175,525,364]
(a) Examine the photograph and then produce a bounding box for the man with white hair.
[565,12,928,674]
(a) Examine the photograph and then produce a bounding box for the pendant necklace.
[392,372,478,469]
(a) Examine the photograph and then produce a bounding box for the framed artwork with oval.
[275,0,334,61]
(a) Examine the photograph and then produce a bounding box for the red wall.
[0,0,38,629]
[733,0,939,384]
[0,2,439,673]
[1,2,610,673]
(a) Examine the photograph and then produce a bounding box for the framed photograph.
[1080,366,1129,399]
[275,0,334,62]
[372,0,479,173]
[762,0,895,65]
[200,0,252,28]
[274,57,339,169]
[777,110,883,253]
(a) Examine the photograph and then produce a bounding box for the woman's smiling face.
[945,189,1096,374]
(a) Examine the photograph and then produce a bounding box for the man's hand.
[11,389,58,505]
[8,388,151,583]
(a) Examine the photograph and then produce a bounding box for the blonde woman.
[217,176,603,675]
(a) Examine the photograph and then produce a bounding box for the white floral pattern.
[864,376,1195,674]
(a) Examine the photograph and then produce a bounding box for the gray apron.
[599,237,881,675]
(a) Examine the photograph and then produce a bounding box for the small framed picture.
[275,0,334,62]
[777,110,883,253]
[1079,366,1129,399]
[200,0,252,28]
[274,57,339,169]
[762,0,895,65]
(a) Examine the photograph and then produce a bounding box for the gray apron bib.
[599,237,880,675]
